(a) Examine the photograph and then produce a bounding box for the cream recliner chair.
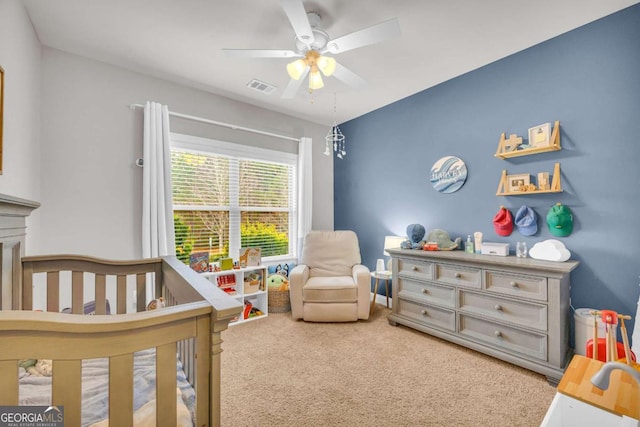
[289,230,371,322]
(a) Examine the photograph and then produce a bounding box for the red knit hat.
[493,207,514,236]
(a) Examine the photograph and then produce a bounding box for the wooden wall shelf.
[495,121,561,159]
[496,163,562,196]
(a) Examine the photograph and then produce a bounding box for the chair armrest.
[289,264,309,320]
[352,264,370,284]
[353,264,372,319]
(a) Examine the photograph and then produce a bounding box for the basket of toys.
[243,273,262,294]
[267,272,291,313]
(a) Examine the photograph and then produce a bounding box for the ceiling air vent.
[246,79,277,95]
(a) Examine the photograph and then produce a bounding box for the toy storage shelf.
[496,163,563,196]
[495,121,561,159]
[202,265,268,325]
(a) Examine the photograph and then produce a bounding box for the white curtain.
[142,101,175,259]
[297,137,313,260]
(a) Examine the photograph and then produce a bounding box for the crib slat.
[95,273,107,315]
[52,360,81,426]
[157,343,178,427]
[22,261,33,311]
[196,315,211,427]
[154,263,163,299]
[47,271,60,312]
[136,273,146,312]
[109,353,134,425]
[0,361,18,405]
[72,271,84,314]
[11,243,21,310]
[117,275,127,314]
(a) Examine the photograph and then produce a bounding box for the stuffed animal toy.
[425,229,462,250]
[275,263,290,277]
[146,297,165,310]
[267,273,289,291]
[406,223,426,249]
[19,358,53,376]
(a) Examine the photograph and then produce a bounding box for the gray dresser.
[387,248,579,384]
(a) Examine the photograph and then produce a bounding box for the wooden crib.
[0,195,243,426]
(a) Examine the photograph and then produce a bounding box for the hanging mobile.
[325,93,346,159]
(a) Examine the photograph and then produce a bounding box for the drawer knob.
[494,304,502,311]
[421,309,428,316]
[510,281,518,288]
[421,288,428,294]
[454,272,461,278]
[412,266,419,271]
[494,330,502,338]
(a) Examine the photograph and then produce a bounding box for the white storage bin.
[573,308,608,356]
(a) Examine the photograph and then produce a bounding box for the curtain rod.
[129,103,300,143]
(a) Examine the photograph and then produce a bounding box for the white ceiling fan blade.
[324,18,401,54]
[281,66,310,99]
[280,0,315,46]
[223,49,300,59]
[332,62,367,89]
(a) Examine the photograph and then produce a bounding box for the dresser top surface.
[387,248,580,274]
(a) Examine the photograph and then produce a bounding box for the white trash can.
[573,308,608,356]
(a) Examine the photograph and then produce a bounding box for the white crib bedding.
[18,348,195,427]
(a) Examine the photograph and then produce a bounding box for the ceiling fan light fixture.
[286,59,307,80]
[308,70,324,90]
[317,56,336,77]
[224,0,401,99]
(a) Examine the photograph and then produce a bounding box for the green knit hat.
[546,203,573,237]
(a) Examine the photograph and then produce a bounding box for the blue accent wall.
[335,5,640,338]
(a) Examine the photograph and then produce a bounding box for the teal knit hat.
[546,203,573,237]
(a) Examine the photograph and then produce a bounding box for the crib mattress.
[18,348,195,427]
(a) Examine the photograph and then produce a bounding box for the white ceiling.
[23,0,639,126]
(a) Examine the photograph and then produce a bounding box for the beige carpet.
[220,305,557,426]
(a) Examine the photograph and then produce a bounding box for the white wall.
[37,48,333,259]
[0,0,43,247]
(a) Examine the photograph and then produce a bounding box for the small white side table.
[370,270,392,315]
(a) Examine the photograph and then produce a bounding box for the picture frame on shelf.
[239,247,261,267]
[528,123,551,148]
[507,173,530,193]
[189,251,210,273]
[537,172,550,191]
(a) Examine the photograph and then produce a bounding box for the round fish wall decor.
[430,156,468,193]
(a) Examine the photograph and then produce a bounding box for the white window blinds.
[170,133,297,264]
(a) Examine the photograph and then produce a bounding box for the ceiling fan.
[222,0,401,98]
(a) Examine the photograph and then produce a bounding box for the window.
[170,133,297,265]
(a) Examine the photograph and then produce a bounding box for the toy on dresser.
[424,229,461,251]
[399,224,461,251]
[402,223,426,249]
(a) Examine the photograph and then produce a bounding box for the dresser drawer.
[398,278,455,308]
[459,314,547,361]
[485,270,547,301]
[459,290,547,331]
[397,259,433,280]
[434,263,481,289]
[397,299,455,332]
